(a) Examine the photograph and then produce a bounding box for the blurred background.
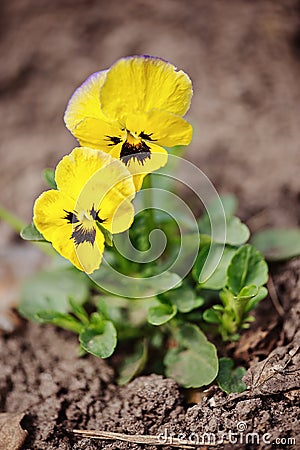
[0,0,300,293]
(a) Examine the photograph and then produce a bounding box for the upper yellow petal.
[74,156,136,232]
[100,56,193,120]
[55,147,134,204]
[125,110,193,148]
[64,71,108,132]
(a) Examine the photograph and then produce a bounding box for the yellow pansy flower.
[33,147,135,274]
[64,56,193,190]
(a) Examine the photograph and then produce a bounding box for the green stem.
[0,204,54,257]
[143,174,155,233]
[0,205,25,233]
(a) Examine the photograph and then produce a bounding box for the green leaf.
[96,297,129,326]
[148,304,177,326]
[200,215,249,246]
[20,223,47,241]
[245,286,268,312]
[164,323,218,388]
[203,308,221,324]
[36,310,82,333]
[217,357,247,394]
[79,318,117,358]
[251,228,300,261]
[224,216,250,246]
[19,268,89,321]
[199,194,238,228]
[118,340,148,385]
[238,284,258,299]
[43,168,57,189]
[96,222,113,246]
[227,245,268,296]
[198,192,249,246]
[159,284,204,313]
[91,259,182,298]
[69,298,89,325]
[198,194,248,245]
[193,242,236,290]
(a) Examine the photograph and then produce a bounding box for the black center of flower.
[71,224,96,247]
[120,140,151,166]
[63,207,105,247]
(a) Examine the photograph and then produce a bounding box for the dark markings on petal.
[120,140,151,166]
[90,205,106,223]
[63,210,79,224]
[105,135,122,147]
[139,131,156,141]
[71,224,96,247]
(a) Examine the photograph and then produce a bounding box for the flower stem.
[143,174,155,233]
[0,204,25,233]
[0,204,54,257]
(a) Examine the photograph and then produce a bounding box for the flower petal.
[98,194,135,234]
[75,231,105,274]
[33,190,83,271]
[55,147,134,204]
[100,56,192,119]
[73,155,136,233]
[64,71,107,131]
[67,117,124,150]
[109,142,168,190]
[64,71,125,150]
[126,110,193,148]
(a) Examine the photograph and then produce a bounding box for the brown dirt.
[1,0,300,448]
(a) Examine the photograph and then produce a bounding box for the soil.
[1,0,300,449]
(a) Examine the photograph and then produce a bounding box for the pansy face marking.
[119,131,151,166]
[34,147,135,274]
[64,56,193,190]
[107,129,155,166]
[63,206,106,247]
[120,140,151,166]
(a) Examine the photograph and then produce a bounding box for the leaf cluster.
[19,175,300,392]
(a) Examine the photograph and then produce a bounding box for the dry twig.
[73,429,219,448]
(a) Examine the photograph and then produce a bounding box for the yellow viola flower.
[64,56,193,190]
[33,147,135,274]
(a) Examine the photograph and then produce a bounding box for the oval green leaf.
[193,243,236,290]
[160,284,204,313]
[19,268,89,321]
[148,304,177,326]
[118,341,148,385]
[79,320,117,358]
[251,228,300,261]
[164,324,218,388]
[217,357,247,394]
[20,223,46,241]
[226,245,268,296]
[43,168,57,189]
